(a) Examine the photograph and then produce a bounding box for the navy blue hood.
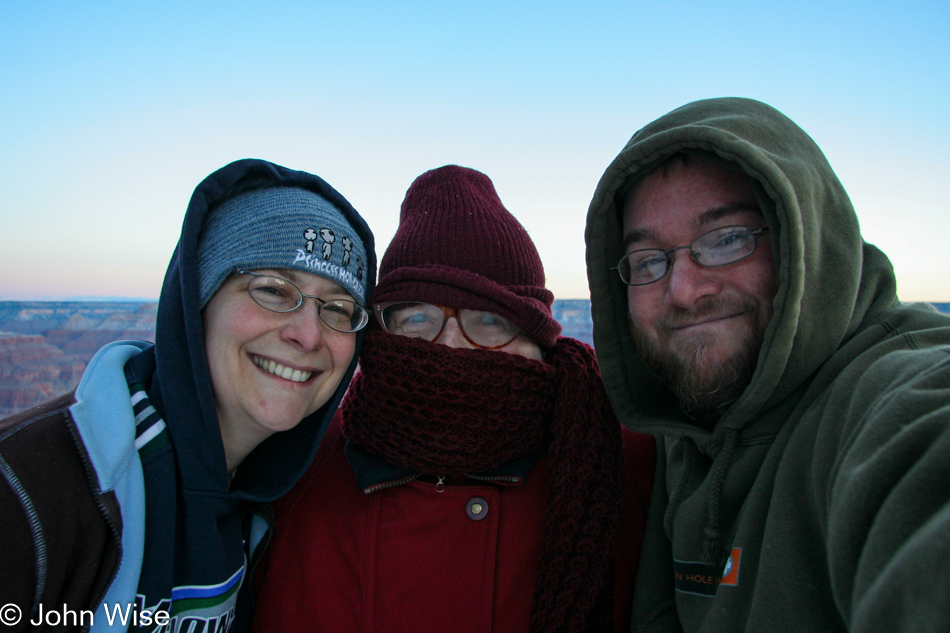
[153,158,376,502]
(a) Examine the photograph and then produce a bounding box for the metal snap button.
[466,497,489,521]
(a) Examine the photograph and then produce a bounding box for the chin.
[252,404,319,435]
[630,315,764,420]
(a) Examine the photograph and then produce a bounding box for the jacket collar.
[344,439,539,493]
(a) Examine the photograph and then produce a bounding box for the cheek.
[500,336,544,361]
[209,315,248,353]
[742,250,778,303]
[203,301,266,377]
[327,336,357,371]
[627,287,659,329]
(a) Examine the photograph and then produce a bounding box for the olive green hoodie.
[585,97,950,632]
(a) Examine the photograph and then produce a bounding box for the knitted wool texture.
[341,329,626,633]
[372,165,561,348]
[197,186,369,308]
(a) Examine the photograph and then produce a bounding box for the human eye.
[715,227,746,246]
[397,309,433,326]
[386,303,440,334]
[258,285,290,298]
[318,300,360,329]
[475,312,504,328]
[249,277,297,308]
[463,310,516,334]
[627,250,668,281]
[322,300,356,319]
[703,227,750,254]
[633,252,666,269]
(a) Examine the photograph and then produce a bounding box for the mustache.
[660,296,761,330]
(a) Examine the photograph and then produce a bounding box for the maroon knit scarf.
[342,329,625,633]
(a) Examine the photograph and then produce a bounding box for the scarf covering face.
[342,329,626,633]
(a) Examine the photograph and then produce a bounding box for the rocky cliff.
[2,299,947,419]
[0,300,593,418]
[0,332,86,414]
[0,302,157,417]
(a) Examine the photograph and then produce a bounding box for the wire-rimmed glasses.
[239,271,369,333]
[613,225,770,286]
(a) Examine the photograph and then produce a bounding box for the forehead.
[622,157,761,240]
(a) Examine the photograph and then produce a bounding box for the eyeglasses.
[239,271,369,333]
[613,225,770,286]
[373,302,521,349]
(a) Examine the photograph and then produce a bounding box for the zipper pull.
[436,476,446,493]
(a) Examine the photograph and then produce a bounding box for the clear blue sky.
[2,1,948,300]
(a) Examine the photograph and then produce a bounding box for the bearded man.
[585,97,950,632]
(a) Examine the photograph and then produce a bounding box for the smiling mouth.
[252,354,314,383]
[670,312,744,330]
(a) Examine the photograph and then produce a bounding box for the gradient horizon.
[2,2,947,302]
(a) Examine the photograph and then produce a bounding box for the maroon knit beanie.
[374,165,561,348]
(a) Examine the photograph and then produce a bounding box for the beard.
[628,294,771,423]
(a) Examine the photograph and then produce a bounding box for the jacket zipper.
[364,473,522,494]
[465,474,523,485]
[362,474,421,494]
[0,450,47,612]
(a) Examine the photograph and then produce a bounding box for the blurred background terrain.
[1,299,610,417]
[4,300,947,419]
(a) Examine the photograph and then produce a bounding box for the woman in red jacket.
[252,165,656,633]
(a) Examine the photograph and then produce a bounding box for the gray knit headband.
[197,186,368,308]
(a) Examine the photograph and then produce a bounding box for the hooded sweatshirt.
[585,97,950,632]
[0,159,376,632]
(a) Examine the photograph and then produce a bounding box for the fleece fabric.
[0,158,376,633]
[585,97,950,632]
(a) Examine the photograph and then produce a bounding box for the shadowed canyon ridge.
[0,302,158,417]
[3,300,947,419]
[0,300,599,418]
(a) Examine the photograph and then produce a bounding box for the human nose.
[279,298,327,351]
[665,249,722,308]
[435,316,476,349]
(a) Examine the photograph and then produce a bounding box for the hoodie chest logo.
[673,547,742,597]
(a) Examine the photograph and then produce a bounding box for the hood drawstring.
[702,427,739,565]
[662,428,740,567]
[663,438,696,540]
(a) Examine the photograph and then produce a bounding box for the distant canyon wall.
[0,302,157,418]
[2,300,946,420]
[0,300,594,419]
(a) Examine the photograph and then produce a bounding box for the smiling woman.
[0,159,377,632]
[203,269,362,470]
[193,184,371,473]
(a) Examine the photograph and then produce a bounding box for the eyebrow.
[267,268,349,297]
[694,201,761,229]
[623,201,762,250]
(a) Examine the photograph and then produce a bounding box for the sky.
[1,1,948,302]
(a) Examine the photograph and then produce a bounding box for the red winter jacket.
[252,414,655,633]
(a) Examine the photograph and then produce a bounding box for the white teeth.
[253,355,313,383]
